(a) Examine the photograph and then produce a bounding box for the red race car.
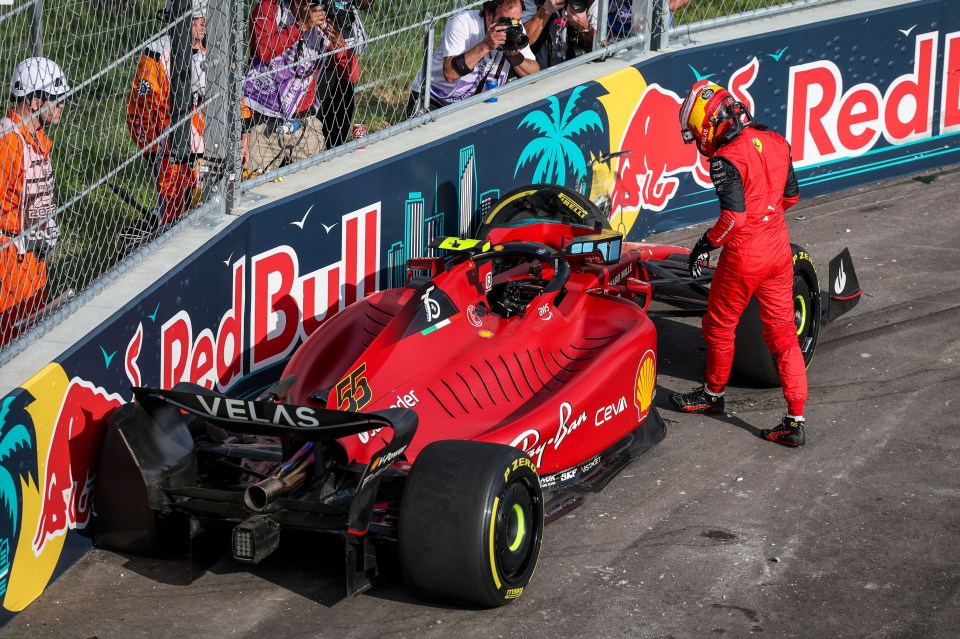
[94,184,860,607]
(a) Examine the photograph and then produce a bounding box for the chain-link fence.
[666,0,840,41]
[0,0,843,364]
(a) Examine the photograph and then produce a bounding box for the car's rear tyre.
[477,183,611,239]
[732,244,821,386]
[93,402,189,557]
[399,441,544,607]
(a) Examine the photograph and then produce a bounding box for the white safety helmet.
[163,0,207,18]
[10,57,70,99]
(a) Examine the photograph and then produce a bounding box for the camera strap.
[473,53,507,95]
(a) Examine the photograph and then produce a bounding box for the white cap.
[164,0,207,19]
[10,57,70,98]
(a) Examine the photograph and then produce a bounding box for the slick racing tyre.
[93,402,189,557]
[477,183,611,239]
[399,441,544,607]
[732,244,821,386]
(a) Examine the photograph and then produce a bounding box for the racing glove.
[688,232,716,279]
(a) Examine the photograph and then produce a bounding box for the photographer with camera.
[406,0,538,115]
[241,0,327,175]
[314,0,368,148]
[522,0,597,69]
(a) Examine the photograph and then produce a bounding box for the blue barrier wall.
[1,0,956,618]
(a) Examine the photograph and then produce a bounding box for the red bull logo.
[160,203,381,389]
[32,379,123,556]
[161,259,246,391]
[124,322,144,389]
[251,202,380,367]
[787,31,956,166]
[610,59,759,214]
[611,84,710,213]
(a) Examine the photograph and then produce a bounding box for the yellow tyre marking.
[795,293,807,336]
[489,496,502,589]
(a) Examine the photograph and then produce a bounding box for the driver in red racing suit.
[669,81,807,447]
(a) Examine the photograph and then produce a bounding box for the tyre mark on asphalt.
[711,602,760,623]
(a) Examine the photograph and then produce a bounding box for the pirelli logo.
[557,193,589,219]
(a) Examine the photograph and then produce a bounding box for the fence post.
[169,0,193,163]
[29,0,44,57]
[594,0,608,52]
[651,0,666,50]
[634,0,654,53]
[422,13,434,115]
[203,0,242,216]
[227,0,245,214]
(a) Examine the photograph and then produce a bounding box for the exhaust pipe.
[244,475,306,511]
[243,442,314,511]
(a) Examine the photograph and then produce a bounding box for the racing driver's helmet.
[679,81,753,157]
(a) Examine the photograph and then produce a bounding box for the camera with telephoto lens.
[321,0,355,29]
[568,0,589,13]
[497,17,529,50]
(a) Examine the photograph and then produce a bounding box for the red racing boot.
[669,385,725,414]
[761,416,806,447]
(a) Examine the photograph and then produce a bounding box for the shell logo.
[634,349,656,418]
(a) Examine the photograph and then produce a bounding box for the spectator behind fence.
[665,0,693,28]
[314,0,368,147]
[406,0,539,116]
[670,0,693,17]
[608,0,693,38]
[0,58,69,345]
[242,0,328,175]
[522,0,596,70]
[125,0,207,232]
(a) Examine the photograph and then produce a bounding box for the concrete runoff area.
[2,165,957,638]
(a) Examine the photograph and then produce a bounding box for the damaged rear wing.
[124,387,418,534]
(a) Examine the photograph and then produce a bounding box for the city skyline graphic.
[387,145,500,287]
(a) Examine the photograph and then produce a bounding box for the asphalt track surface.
[3,165,959,639]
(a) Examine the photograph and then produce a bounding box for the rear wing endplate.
[823,247,863,325]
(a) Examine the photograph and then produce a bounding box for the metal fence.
[0,0,843,364]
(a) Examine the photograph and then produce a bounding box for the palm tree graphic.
[0,393,37,598]
[514,86,602,188]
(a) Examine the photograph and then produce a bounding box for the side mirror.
[622,278,651,313]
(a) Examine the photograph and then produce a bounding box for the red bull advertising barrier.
[0,0,957,622]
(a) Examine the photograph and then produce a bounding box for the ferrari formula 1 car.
[93,184,861,607]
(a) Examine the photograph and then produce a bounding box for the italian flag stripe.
[421,312,462,336]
